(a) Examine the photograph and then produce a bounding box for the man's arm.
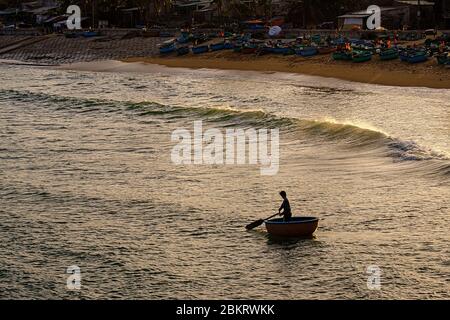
[279,201,285,214]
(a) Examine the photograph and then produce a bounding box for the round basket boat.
[265,217,319,237]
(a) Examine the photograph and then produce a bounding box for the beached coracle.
[159,42,176,54]
[352,50,372,63]
[332,50,352,61]
[436,52,450,65]
[379,48,399,60]
[210,42,225,51]
[159,39,177,55]
[296,46,318,57]
[192,45,209,54]
[400,49,428,63]
[265,217,319,237]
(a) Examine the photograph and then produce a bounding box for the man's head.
[279,191,287,199]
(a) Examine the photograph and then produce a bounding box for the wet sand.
[124,51,450,89]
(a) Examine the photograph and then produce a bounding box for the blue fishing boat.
[159,44,176,54]
[407,52,428,63]
[295,47,317,57]
[262,45,290,55]
[223,42,233,50]
[177,31,191,44]
[82,31,100,38]
[159,39,177,54]
[271,47,291,54]
[192,45,209,54]
[399,50,409,62]
[210,42,225,51]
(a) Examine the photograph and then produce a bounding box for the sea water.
[0,61,449,299]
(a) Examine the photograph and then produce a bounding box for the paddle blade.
[245,219,264,230]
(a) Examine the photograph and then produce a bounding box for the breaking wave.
[1,88,449,177]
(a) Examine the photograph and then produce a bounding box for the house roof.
[23,5,59,14]
[339,14,371,19]
[339,7,408,19]
[395,0,435,5]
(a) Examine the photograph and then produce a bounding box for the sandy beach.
[124,50,450,89]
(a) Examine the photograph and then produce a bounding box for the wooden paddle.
[245,213,280,230]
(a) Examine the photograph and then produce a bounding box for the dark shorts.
[283,213,292,222]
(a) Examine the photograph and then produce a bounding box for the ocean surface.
[0,61,449,299]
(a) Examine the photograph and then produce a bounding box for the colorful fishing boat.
[332,50,352,61]
[352,50,372,62]
[296,46,318,57]
[265,217,319,237]
[379,48,399,60]
[192,45,209,54]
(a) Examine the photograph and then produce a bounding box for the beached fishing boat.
[241,44,258,54]
[65,32,79,38]
[379,48,399,60]
[177,46,190,56]
[265,217,319,237]
[436,52,449,65]
[264,46,290,55]
[159,43,176,54]
[192,45,209,54]
[399,50,409,62]
[295,47,317,57]
[191,34,209,44]
[406,51,428,63]
[177,32,191,44]
[332,51,352,61]
[224,42,234,50]
[82,31,100,38]
[352,51,372,62]
[318,46,337,55]
[159,38,177,54]
[210,42,225,51]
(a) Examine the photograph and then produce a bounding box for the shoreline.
[123,52,450,89]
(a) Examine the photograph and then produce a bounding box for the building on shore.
[338,1,437,30]
[438,0,450,28]
[393,0,436,29]
[338,7,410,30]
